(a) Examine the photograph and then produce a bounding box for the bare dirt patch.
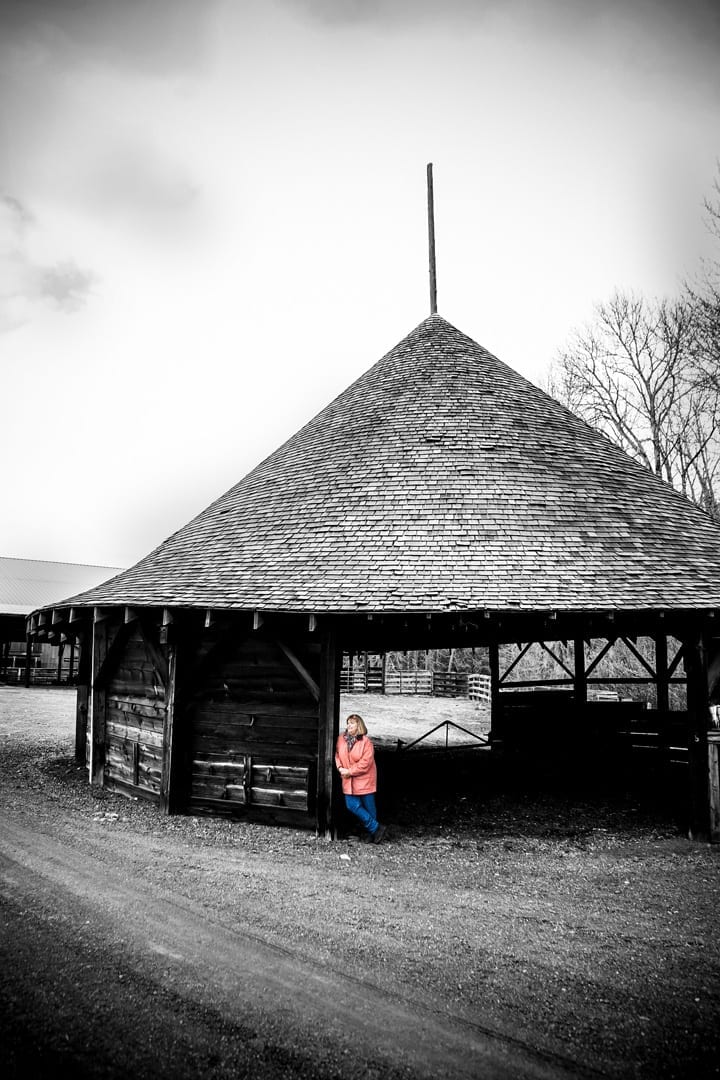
[1,686,719,1080]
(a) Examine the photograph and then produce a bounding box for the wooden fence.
[0,664,74,687]
[340,668,491,703]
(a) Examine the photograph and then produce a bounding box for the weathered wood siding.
[104,624,166,800]
[187,635,320,825]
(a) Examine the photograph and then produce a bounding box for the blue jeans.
[344,793,379,836]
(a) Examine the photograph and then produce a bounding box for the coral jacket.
[335,734,377,796]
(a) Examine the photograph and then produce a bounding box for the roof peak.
[48,315,720,615]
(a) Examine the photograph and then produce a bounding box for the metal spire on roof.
[427,162,437,315]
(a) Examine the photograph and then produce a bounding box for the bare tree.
[548,291,720,519]
[687,166,720,400]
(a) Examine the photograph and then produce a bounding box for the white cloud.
[0,194,97,331]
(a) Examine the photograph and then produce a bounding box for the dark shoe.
[372,823,387,844]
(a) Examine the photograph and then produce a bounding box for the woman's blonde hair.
[346,713,367,735]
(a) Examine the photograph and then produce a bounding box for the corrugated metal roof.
[45,314,720,614]
[0,557,124,617]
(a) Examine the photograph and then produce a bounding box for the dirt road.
[0,814,574,1080]
[1,686,719,1079]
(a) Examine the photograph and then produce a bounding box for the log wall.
[186,634,321,825]
[104,623,166,801]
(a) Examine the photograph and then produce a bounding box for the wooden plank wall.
[187,634,320,825]
[104,624,166,801]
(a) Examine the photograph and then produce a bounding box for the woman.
[335,713,386,844]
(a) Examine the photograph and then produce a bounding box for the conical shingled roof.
[64,314,720,613]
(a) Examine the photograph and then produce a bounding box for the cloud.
[2,193,34,226]
[280,0,720,50]
[0,0,218,74]
[0,193,97,331]
[39,262,97,311]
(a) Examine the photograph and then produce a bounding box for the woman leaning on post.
[335,714,386,843]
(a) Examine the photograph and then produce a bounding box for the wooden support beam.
[138,617,169,689]
[162,608,174,626]
[204,609,215,629]
[253,610,264,631]
[499,641,532,683]
[667,642,685,680]
[540,641,574,680]
[308,613,318,633]
[92,621,129,688]
[52,608,64,625]
[317,628,340,839]
[69,607,84,624]
[684,631,711,841]
[621,636,656,678]
[277,640,320,702]
[24,635,32,688]
[708,733,720,843]
[75,633,90,765]
[488,640,500,744]
[655,634,670,712]
[93,607,109,624]
[708,640,720,699]
[124,606,138,624]
[160,640,180,815]
[89,619,109,788]
[574,638,587,708]
[585,638,615,678]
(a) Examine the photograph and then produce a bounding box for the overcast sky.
[2,0,719,570]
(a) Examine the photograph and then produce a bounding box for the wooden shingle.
[58,314,720,614]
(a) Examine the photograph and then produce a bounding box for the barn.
[1,556,124,684]
[27,314,720,838]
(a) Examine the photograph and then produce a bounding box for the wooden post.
[488,641,501,747]
[56,641,64,684]
[427,162,437,315]
[24,635,32,687]
[317,627,340,838]
[75,632,91,765]
[684,631,711,841]
[708,639,720,701]
[655,634,669,712]
[573,638,587,706]
[160,639,181,815]
[89,620,109,788]
[708,733,720,843]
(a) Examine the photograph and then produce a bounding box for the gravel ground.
[1,686,719,1080]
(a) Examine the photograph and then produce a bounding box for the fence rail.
[0,666,74,686]
[384,671,433,695]
[339,668,491,703]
